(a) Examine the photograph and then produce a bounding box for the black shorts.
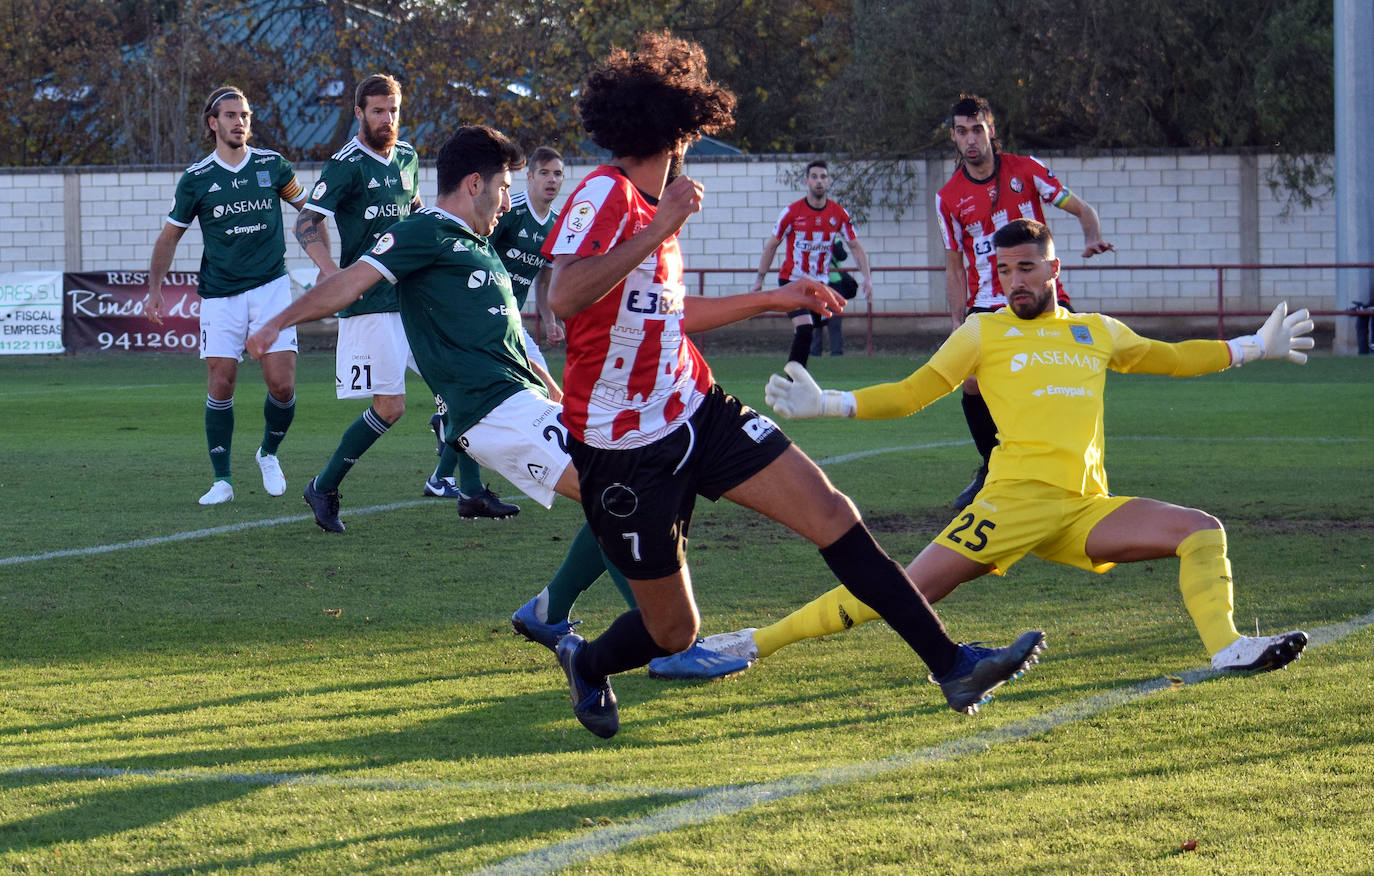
[568,385,792,579]
[781,277,831,326]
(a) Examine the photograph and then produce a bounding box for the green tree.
[816,0,1332,211]
[0,0,124,165]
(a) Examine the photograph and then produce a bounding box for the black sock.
[961,391,999,462]
[577,609,672,679]
[819,523,958,678]
[788,324,814,367]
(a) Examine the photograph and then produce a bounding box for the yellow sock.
[753,585,882,658]
[1177,528,1240,654]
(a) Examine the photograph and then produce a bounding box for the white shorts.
[199,274,297,360]
[456,388,571,509]
[335,312,418,398]
[522,325,548,372]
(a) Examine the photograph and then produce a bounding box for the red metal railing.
[679,262,1374,353]
[531,262,1374,355]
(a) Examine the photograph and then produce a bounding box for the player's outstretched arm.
[766,360,961,421]
[245,261,382,359]
[1226,301,1316,365]
[682,278,842,334]
[764,362,856,419]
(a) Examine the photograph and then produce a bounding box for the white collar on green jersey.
[210,150,253,174]
[351,136,396,166]
[429,205,477,236]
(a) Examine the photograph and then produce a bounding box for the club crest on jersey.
[311,181,327,200]
[1009,177,1024,193]
[1071,325,1093,344]
[565,201,595,232]
[371,232,395,254]
[256,171,271,187]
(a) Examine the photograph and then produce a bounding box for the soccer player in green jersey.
[290,74,516,532]
[486,143,634,647]
[246,125,669,677]
[490,145,567,363]
[148,86,307,505]
[653,218,1313,681]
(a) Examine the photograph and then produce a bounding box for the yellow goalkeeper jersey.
[853,306,1232,497]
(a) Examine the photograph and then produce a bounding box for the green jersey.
[167,148,303,297]
[359,207,544,438]
[304,137,421,316]
[488,190,557,309]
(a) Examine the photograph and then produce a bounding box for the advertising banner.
[0,271,64,355]
[63,271,201,353]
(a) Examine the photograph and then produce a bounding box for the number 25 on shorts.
[946,513,996,552]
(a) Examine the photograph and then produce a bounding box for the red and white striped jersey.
[771,198,856,282]
[543,165,713,449]
[936,153,1073,308]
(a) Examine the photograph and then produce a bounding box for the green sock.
[600,548,638,610]
[434,444,460,481]
[317,406,391,492]
[261,392,295,455]
[544,522,617,622]
[205,395,234,479]
[455,449,484,495]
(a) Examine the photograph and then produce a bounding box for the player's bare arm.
[944,249,969,332]
[529,357,563,403]
[146,222,187,326]
[847,236,875,300]
[532,266,563,344]
[1060,194,1115,258]
[245,260,383,359]
[549,174,703,319]
[750,234,782,293]
[683,279,843,334]
[294,208,338,279]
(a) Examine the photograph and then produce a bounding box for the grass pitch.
[1,350,1371,874]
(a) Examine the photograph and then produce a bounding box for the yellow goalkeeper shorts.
[934,479,1135,575]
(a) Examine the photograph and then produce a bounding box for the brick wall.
[0,152,1337,315]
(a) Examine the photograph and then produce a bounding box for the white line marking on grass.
[473,608,1374,875]
[3,435,1365,570]
[0,500,442,567]
[0,442,955,568]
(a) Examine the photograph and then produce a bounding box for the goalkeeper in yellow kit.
[649,217,1314,680]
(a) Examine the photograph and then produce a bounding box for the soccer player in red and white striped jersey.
[937,94,1115,509]
[751,161,874,366]
[540,32,1045,738]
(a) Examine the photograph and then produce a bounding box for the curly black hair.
[577,31,736,159]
